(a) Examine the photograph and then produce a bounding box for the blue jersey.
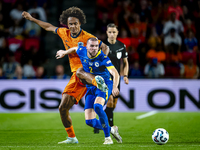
[77,46,115,108]
[76,46,114,88]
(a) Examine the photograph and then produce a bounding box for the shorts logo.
[95,62,99,67]
[84,59,86,63]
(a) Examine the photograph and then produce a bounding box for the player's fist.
[56,50,66,59]
[124,76,129,84]
[112,87,119,97]
[22,11,33,21]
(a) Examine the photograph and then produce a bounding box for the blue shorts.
[84,81,113,110]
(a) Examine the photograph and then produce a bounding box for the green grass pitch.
[0,112,200,150]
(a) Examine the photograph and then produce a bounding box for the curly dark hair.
[59,7,86,25]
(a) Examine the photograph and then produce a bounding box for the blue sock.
[85,119,103,130]
[94,103,110,137]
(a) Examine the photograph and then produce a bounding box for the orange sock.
[92,78,97,87]
[65,126,76,138]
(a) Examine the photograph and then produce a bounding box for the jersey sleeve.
[55,27,68,39]
[122,44,128,58]
[76,46,86,57]
[102,55,115,71]
[55,27,63,36]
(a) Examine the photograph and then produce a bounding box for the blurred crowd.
[0,0,199,79]
[94,0,200,79]
[0,0,57,79]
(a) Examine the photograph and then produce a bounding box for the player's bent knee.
[94,103,103,115]
[59,104,69,113]
[58,102,65,112]
[76,67,84,78]
[59,94,75,112]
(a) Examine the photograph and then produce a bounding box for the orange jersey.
[56,27,102,72]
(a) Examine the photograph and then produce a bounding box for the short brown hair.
[107,23,118,29]
[59,7,86,25]
[87,37,98,43]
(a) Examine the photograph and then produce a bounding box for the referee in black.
[94,23,129,133]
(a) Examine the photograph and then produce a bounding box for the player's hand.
[124,76,129,84]
[56,50,66,59]
[22,11,33,21]
[112,87,119,97]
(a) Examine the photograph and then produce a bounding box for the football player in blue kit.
[56,37,122,144]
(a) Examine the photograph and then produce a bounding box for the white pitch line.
[136,111,158,119]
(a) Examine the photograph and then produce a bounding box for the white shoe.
[103,137,113,144]
[95,76,108,92]
[58,137,78,144]
[110,126,122,143]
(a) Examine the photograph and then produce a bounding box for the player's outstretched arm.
[100,42,109,56]
[108,68,120,97]
[56,47,78,59]
[22,11,57,33]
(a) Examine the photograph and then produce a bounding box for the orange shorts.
[63,72,87,103]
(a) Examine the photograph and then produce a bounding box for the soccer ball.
[152,128,169,145]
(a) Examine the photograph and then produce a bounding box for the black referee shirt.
[105,40,128,73]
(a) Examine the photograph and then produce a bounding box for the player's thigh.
[94,82,112,106]
[106,95,114,108]
[76,67,85,82]
[63,73,87,102]
[85,109,96,120]
[84,88,96,110]
[76,67,95,84]
[59,93,76,110]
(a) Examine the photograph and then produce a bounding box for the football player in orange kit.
[22,7,109,144]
